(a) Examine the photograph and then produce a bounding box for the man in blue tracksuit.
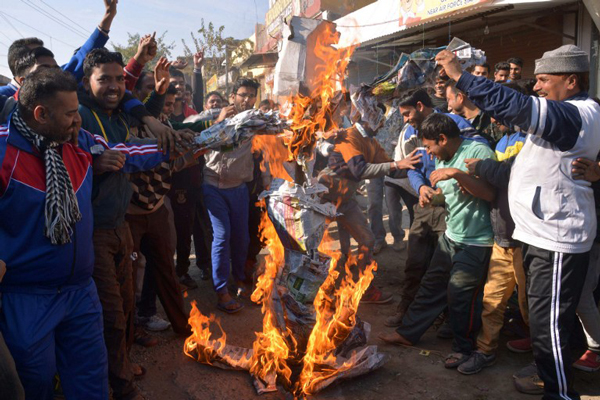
[0,68,170,400]
[437,45,600,400]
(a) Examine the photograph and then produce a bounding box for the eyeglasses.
[235,92,257,99]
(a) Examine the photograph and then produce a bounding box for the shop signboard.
[206,74,218,93]
[400,0,493,27]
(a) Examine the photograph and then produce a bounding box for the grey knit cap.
[534,44,589,74]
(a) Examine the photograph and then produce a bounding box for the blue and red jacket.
[0,120,168,292]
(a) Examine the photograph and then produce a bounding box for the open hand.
[154,57,172,95]
[395,149,422,170]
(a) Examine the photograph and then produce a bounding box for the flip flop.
[217,299,244,314]
[445,352,470,369]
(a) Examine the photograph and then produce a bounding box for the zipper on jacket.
[57,224,77,294]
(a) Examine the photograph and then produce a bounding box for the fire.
[297,258,377,395]
[183,20,383,397]
[286,22,355,160]
[249,210,294,388]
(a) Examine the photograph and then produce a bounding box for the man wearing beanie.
[436,45,600,400]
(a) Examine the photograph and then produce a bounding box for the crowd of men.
[0,1,599,400]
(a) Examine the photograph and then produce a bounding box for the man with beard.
[78,48,175,400]
[0,67,169,400]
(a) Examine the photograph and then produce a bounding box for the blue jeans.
[365,177,386,244]
[203,184,250,293]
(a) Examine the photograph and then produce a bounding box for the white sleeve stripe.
[528,97,540,135]
[536,97,548,138]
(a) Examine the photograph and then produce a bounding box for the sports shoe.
[512,362,537,379]
[573,350,600,372]
[143,315,171,332]
[458,351,497,375]
[373,241,388,255]
[514,372,544,395]
[361,286,393,304]
[179,273,198,290]
[507,337,532,353]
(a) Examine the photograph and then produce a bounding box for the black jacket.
[475,156,517,248]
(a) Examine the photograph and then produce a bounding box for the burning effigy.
[184,17,486,398]
[184,18,387,398]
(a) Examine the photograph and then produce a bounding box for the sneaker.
[144,315,171,332]
[361,286,393,304]
[179,273,198,290]
[513,373,544,395]
[573,350,600,372]
[373,241,387,255]
[458,351,497,375]
[512,362,538,379]
[507,337,532,353]
[437,321,453,339]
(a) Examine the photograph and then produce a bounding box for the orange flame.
[296,258,377,396]
[183,20,375,398]
[249,210,294,387]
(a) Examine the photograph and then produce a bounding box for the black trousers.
[398,204,447,311]
[396,234,491,354]
[522,244,589,400]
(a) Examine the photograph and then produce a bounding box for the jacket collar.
[6,111,37,155]
[565,91,588,102]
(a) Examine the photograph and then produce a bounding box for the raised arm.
[192,51,205,111]
[63,0,117,82]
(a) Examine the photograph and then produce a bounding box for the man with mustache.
[437,44,600,400]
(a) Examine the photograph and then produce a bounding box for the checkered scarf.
[12,109,81,245]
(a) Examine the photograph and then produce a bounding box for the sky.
[0,0,270,79]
